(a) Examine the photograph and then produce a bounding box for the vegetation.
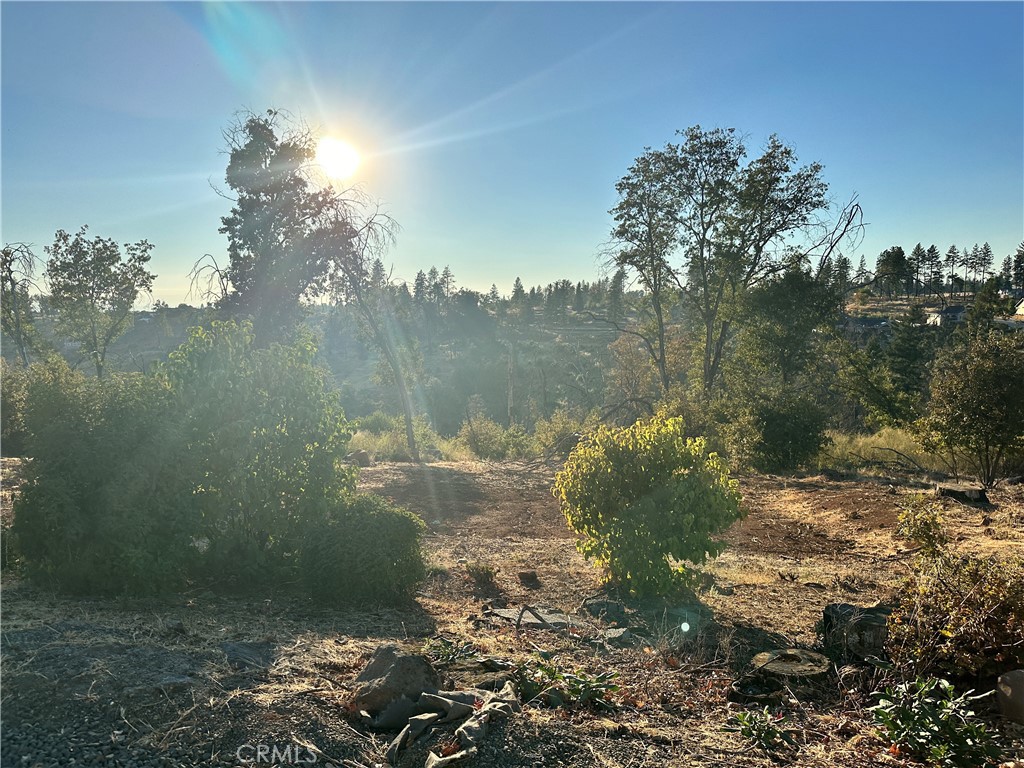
[870,678,1002,768]
[553,416,742,596]
[889,497,1024,680]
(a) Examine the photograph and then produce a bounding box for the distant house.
[925,305,966,327]
[1015,297,1024,318]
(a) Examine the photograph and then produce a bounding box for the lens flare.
[316,137,360,180]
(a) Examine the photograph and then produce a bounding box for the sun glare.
[316,136,361,180]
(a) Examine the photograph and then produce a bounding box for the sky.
[2,1,1022,306]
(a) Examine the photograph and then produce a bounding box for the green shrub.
[725,707,796,756]
[12,359,197,593]
[355,410,402,435]
[349,414,464,462]
[458,415,531,460]
[725,391,829,473]
[532,407,598,458]
[162,321,356,588]
[870,678,1002,768]
[553,416,743,596]
[1,358,30,457]
[299,494,425,604]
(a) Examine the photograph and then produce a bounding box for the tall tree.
[609,147,680,392]
[908,243,927,295]
[215,110,347,345]
[45,227,155,378]
[1013,242,1024,292]
[876,246,908,299]
[944,245,959,299]
[1,243,40,366]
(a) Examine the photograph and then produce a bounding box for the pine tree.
[979,242,994,283]
[909,243,927,295]
[413,270,428,303]
[608,266,626,323]
[511,277,526,305]
[925,245,942,293]
[1013,242,1024,291]
[944,245,959,299]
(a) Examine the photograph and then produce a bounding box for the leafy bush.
[916,332,1024,486]
[553,416,743,596]
[162,321,356,588]
[12,359,197,593]
[724,391,829,473]
[870,678,1002,767]
[531,407,598,458]
[299,494,425,604]
[1,358,30,457]
[458,415,531,460]
[889,497,1024,679]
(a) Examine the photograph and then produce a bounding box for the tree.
[1,242,40,366]
[45,226,155,378]
[944,245,960,299]
[909,243,927,295]
[609,147,679,393]
[876,246,909,299]
[215,110,348,345]
[1013,242,1024,292]
[917,332,1024,486]
[649,126,857,392]
[511,277,526,306]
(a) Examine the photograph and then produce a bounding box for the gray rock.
[351,644,441,715]
[345,450,372,467]
[221,641,274,671]
[488,606,581,630]
[583,599,628,625]
[935,483,989,504]
[602,627,636,648]
[156,675,195,695]
[997,669,1024,725]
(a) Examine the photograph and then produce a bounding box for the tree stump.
[935,483,988,504]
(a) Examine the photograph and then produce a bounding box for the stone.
[221,641,274,671]
[997,669,1024,725]
[583,598,628,625]
[601,627,636,648]
[518,570,541,589]
[750,648,830,679]
[488,606,582,631]
[351,644,441,715]
[345,449,372,467]
[156,675,195,695]
[822,603,891,659]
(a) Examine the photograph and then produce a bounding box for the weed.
[423,637,478,665]
[725,706,796,755]
[512,656,619,712]
[870,678,1002,768]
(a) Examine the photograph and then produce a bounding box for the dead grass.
[2,458,1022,766]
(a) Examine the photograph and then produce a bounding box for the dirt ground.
[2,458,1022,767]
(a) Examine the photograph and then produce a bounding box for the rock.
[935,483,989,504]
[156,675,195,695]
[750,648,830,679]
[163,618,187,636]
[583,598,628,625]
[221,641,275,671]
[601,627,636,648]
[351,644,441,715]
[997,669,1024,725]
[488,606,582,631]
[823,603,891,659]
[345,450,372,467]
[517,570,541,589]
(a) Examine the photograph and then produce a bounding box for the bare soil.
[2,459,1022,767]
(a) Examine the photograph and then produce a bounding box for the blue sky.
[2,1,1022,305]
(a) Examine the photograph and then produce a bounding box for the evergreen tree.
[413,270,428,303]
[608,266,626,323]
[1013,242,1024,291]
[979,242,994,283]
[511,277,526,305]
[944,245,959,299]
[909,243,927,294]
[925,245,942,292]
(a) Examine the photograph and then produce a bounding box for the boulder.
[822,603,890,659]
[345,450,372,467]
[583,598,628,625]
[351,644,441,715]
[997,669,1024,725]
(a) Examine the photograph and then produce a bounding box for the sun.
[315,136,361,180]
